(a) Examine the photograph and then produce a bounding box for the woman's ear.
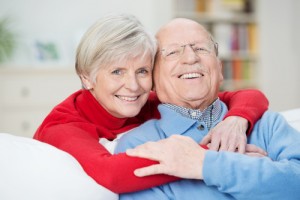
[80,75,93,90]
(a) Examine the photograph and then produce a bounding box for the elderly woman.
[34,13,268,195]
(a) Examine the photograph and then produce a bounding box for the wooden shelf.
[173,0,258,91]
[174,12,256,24]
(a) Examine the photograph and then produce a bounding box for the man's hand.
[245,144,267,157]
[126,135,206,180]
[200,116,248,153]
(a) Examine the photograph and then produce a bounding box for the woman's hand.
[200,116,248,153]
[200,116,267,156]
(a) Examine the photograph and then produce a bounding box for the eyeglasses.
[160,42,218,61]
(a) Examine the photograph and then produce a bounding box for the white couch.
[0,134,118,200]
[1,108,299,200]
[280,108,300,131]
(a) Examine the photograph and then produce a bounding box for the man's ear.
[218,59,224,83]
[80,75,93,90]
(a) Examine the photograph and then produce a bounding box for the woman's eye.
[137,68,149,74]
[112,69,122,75]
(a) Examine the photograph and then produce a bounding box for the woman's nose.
[124,75,139,91]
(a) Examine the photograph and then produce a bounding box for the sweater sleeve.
[203,112,300,199]
[35,123,178,194]
[218,89,269,134]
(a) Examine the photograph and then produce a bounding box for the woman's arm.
[35,124,178,194]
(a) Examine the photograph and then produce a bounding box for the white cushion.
[0,133,118,200]
[280,108,300,131]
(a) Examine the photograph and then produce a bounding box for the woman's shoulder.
[137,91,161,121]
[147,91,159,102]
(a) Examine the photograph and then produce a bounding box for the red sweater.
[34,89,268,193]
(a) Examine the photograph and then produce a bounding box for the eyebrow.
[161,40,213,48]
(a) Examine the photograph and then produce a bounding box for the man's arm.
[203,112,300,199]
[126,135,267,179]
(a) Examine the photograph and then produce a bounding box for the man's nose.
[181,45,200,64]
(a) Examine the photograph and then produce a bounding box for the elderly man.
[115,18,300,199]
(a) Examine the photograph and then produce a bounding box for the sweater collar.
[76,90,129,131]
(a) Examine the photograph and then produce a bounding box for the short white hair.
[75,13,157,84]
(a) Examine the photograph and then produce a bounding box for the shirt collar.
[158,105,197,136]
[163,98,222,130]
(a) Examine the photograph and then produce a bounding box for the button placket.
[197,124,205,131]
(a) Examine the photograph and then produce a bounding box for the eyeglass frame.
[159,41,219,61]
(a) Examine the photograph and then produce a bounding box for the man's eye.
[112,69,122,75]
[166,50,180,57]
[194,46,210,54]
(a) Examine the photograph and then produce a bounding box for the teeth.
[117,96,138,101]
[179,73,201,79]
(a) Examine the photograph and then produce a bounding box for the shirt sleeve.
[203,112,300,199]
[218,89,269,134]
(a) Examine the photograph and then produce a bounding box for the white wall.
[0,0,173,66]
[257,0,300,111]
[1,0,299,111]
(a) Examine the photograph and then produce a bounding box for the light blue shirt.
[115,103,300,200]
[164,98,222,130]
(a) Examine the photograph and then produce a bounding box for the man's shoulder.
[115,119,161,153]
[127,119,159,138]
[251,110,290,138]
[259,110,285,123]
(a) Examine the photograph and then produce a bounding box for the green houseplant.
[0,18,16,63]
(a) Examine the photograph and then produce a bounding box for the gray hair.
[75,13,157,85]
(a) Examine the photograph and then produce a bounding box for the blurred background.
[0,0,299,137]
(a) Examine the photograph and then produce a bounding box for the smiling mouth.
[115,95,139,102]
[178,73,204,79]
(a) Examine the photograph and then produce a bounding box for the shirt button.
[197,124,205,130]
[191,112,197,117]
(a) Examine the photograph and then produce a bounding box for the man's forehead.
[158,37,211,49]
[157,23,210,47]
[158,19,207,34]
